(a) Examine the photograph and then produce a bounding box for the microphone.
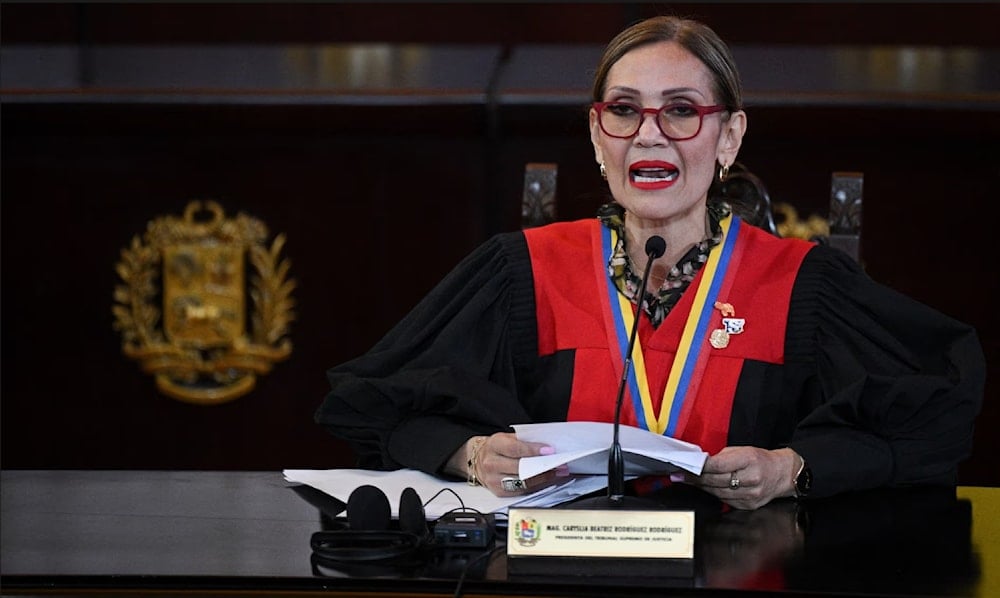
[607,235,666,505]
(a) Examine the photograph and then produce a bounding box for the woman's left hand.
[679,446,800,510]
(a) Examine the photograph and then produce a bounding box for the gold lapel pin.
[710,302,745,349]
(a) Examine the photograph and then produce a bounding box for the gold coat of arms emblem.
[113,201,295,404]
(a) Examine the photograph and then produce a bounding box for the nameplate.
[507,507,694,559]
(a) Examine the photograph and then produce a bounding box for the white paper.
[513,421,708,480]
[284,423,706,520]
[283,468,611,521]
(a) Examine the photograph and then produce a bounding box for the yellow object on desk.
[958,486,999,598]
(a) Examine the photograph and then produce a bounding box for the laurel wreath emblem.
[112,201,295,404]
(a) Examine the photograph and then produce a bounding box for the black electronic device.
[309,484,497,565]
[433,511,495,548]
[310,485,430,563]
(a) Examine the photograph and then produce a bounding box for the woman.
[316,16,983,510]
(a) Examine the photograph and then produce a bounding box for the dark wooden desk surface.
[1,470,995,597]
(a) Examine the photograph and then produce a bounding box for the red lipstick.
[628,160,678,190]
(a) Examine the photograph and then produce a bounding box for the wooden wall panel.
[1,103,491,470]
[3,2,997,46]
[3,102,997,486]
[2,2,997,485]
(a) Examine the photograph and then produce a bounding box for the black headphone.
[310,485,432,563]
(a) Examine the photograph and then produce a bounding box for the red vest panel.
[524,219,812,454]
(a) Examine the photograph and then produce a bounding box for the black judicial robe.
[316,219,984,499]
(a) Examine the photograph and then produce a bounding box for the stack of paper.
[285,421,707,520]
[513,421,707,479]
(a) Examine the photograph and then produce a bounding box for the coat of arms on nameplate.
[112,200,296,404]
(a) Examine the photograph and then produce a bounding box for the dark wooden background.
[2,3,997,486]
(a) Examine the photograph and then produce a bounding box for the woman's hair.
[591,15,743,112]
[592,16,760,216]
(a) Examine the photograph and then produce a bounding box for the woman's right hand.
[450,432,567,497]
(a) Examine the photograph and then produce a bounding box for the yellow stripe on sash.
[656,214,734,434]
[609,215,735,435]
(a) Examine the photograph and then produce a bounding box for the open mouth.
[629,161,678,189]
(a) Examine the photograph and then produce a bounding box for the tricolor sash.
[599,215,745,436]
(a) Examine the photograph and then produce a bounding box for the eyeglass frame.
[592,101,728,141]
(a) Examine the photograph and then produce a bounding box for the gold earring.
[600,163,607,180]
[718,163,730,182]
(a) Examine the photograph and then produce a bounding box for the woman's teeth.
[632,168,678,182]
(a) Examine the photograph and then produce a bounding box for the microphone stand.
[571,236,665,510]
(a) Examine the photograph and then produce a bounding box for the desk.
[1,471,993,597]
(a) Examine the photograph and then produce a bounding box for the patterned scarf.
[598,201,730,328]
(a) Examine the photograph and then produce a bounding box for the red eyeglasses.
[593,102,727,140]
